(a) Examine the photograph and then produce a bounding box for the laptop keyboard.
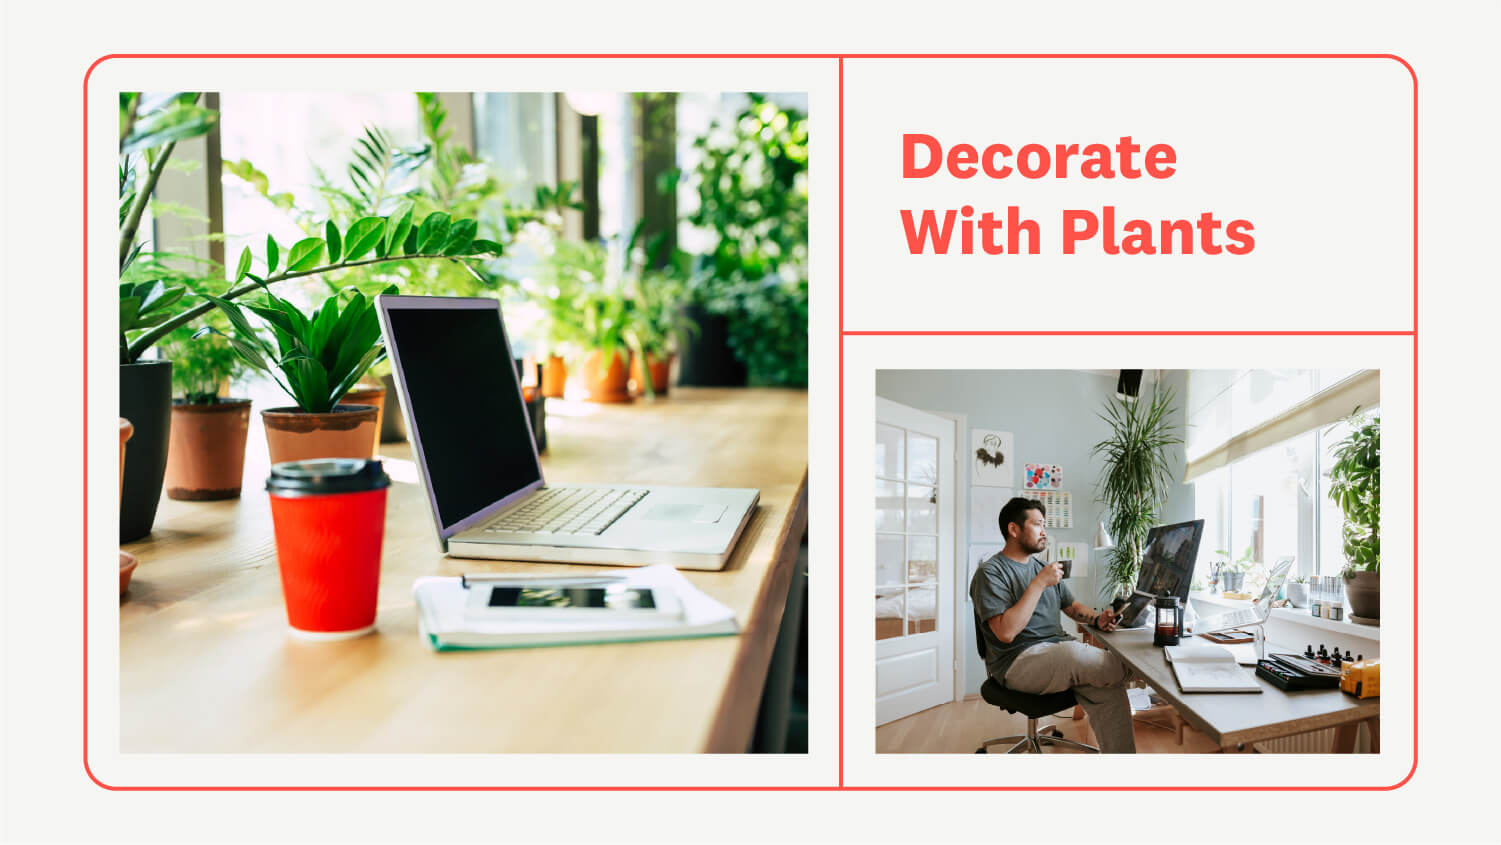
[1205,608,1259,631]
[482,487,649,536]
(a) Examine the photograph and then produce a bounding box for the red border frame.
[86,52,1417,793]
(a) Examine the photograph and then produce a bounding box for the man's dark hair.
[998,496,1045,540]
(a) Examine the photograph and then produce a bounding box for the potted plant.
[202,284,397,463]
[1092,386,1183,615]
[623,243,694,398]
[1214,546,1256,593]
[577,287,634,403]
[1286,575,1310,608]
[1329,410,1380,621]
[119,94,500,538]
[534,239,635,402]
[161,319,252,500]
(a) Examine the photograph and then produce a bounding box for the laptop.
[375,295,760,570]
[1194,557,1295,634]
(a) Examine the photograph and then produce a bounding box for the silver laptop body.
[1196,557,1294,633]
[375,295,759,571]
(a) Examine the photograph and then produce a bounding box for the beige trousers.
[1003,639,1136,753]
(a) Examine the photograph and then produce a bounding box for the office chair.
[973,615,1099,754]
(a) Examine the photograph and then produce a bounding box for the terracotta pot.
[340,384,387,454]
[629,353,672,397]
[262,405,379,465]
[118,418,133,501]
[541,354,568,398]
[164,399,252,500]
[581,350,631,403]
[1343,570,1380,620]
[119,419,135,596]
[120,551,138,596]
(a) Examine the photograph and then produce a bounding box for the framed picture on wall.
[1024,463,1062,490]
[970,429,1014,487]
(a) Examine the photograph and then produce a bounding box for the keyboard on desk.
[482,487,649,536]
[1200,608,1260,632]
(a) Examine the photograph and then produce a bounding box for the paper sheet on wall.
[969,487,1012,542]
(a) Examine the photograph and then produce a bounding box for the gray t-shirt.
[970,552,1076,683]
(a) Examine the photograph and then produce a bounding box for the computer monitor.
[1133,519,1205,604]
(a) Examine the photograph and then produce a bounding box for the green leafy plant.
[537,239,634,367]
[684,94,808,387]
[162,315,243,404]
[199,284,396,414]
[123,95,503,367]
[1092,387,1183,597]
[1215,546,1257,572]
[125,206,502,364]
[119,92,219,364]
[1328,410,1380,577]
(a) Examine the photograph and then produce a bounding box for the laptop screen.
[381,299,542,533]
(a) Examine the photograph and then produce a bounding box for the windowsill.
[1267,607,1380,640]
[1189,592,1379,640]
[1188,590,1252,610]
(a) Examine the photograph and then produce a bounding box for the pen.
[460,573,630,588]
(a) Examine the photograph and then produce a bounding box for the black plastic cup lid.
[266,458,391,496]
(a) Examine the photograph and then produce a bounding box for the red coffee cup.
[266,458,391,639]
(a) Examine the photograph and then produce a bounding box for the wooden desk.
[120,388,808,753]
[1091,628,1379,752]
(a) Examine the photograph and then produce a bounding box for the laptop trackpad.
[644,503,726,524]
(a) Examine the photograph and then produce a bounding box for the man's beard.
[1022,537,1047,555]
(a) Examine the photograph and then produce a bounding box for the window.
[875,423,940,640]
[1189,369,1379,584]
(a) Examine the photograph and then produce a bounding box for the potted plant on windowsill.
[202,284,397,464]
[1286,575,1310,608]
[1092,385,1182,624]
[1329,409,1380,622]
[161,319,251,500]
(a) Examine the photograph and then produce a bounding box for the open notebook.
[1164,642,1263,693]
[413,564,738,651]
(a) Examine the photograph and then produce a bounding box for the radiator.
[1254,725,1370,754]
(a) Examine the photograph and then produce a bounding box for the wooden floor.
[876,696,1224,754]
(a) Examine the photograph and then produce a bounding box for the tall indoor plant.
[1329,410,1380,620]
[1092,386,1183,605]
[118,93,218,540]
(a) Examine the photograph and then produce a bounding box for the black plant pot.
[119,359,172,542]
[677,304,747,387]
[379,372,406,443]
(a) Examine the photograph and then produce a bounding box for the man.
[969,496,1137,753]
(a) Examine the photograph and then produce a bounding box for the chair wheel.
[975,747,987,754]
[1049,728,1064,738]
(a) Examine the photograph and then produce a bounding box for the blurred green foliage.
[685,94,809,387]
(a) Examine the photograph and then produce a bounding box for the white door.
[875,398,957,725]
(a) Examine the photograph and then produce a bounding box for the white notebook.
[412,564,738,651]
[1164,642,1264,693]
